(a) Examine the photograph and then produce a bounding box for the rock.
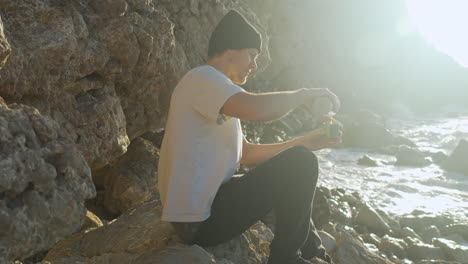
[399,227,423,240]
[362,233,381,246]
[335,229,394,264]
[378,235,408,259]
[338,110,415,149]
[41,245,216,264]
[394,146,431,167]
[440,224,468,241]
[0,100,96,263]
[358,155,379,167]
[44,201,177,261]
[0,0,237,169]
[92,137,159,215]
[443,139,468,176]
[433,238,468,263]
[44,200,271,264]
[415,261,462,264]
[318,231,337,253]
[355,203,391,236]
[79,211,104,232]
[0,15,11,68]
[407,244,446,261]
[420,225,442,244]
[399,215,455,233]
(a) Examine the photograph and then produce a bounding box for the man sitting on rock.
[158,10,341,264]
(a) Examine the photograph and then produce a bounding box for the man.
[158,10,341,264]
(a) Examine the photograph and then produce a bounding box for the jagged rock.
[0,100,96,263]
[40,245,216,264]
[44,200,272,264]
[440,224,468,241]
[335,229,394,264]
[338,110,415,149]
[399,215,455,233]
[415,261,462,264]
[394,146,431,167]
[433,238,468,263]
[443,139,468,176]
[398,227,422,240]
[0,15,11,68]
[407,243,446,261]
[79,211,103,232]
[420,225,442,244]
[378,235,407,259]
[92,137,159,215]
[362,233,381,246]
[355,203,391,236]
[0,0,202,169]
[358,155,379,167]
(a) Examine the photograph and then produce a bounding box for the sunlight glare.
[406,0,468,68]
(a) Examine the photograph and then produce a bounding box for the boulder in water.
[355,203,391,236]
[443,139,468,176]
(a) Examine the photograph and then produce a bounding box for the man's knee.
[282,146,319,182]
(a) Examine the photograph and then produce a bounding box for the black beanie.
[208,10,262,57]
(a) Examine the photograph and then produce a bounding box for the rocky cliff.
[1,0,467,263]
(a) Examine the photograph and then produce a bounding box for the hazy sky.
[406,0,468,68]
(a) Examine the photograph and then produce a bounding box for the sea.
[316,107,468,225]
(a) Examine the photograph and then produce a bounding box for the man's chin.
[233,77,248,85]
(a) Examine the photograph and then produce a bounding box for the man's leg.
[193,146,329,263]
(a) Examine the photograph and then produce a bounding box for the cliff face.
[0,0,267,262]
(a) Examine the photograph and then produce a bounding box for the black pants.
[177,146,327,262]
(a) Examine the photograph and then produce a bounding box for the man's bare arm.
[240,128,341,168]
[222,88,339,122]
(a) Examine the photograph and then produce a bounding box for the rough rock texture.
[0,0,191,169]
[79,210,103,232]
[0,15,11,68]
[44,200,273,264]
[355,203,391,236]
[92,137,159,216]
[444,139,468,176]
[335,229,394,264]
[0,99,96,263]
[41,245,216,264]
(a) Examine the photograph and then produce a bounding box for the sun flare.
[405,0,468,68]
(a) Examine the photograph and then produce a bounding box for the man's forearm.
[250,89,309,121]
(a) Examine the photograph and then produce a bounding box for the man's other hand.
[295,127,343,151]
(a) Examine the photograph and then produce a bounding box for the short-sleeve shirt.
[158,65,245,222]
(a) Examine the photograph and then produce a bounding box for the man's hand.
[294,127,342,151]
[300,88,341,113]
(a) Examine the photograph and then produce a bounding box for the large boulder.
[443,139,468,176]
[0,0,191,169]
[92,137,159,216]
[44,200,274,264]
[0,99,95,263]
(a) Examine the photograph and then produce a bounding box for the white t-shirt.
[158,65,245,222]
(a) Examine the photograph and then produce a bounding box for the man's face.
[226,48,259,85]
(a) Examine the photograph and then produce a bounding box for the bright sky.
[405,0,468,68]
